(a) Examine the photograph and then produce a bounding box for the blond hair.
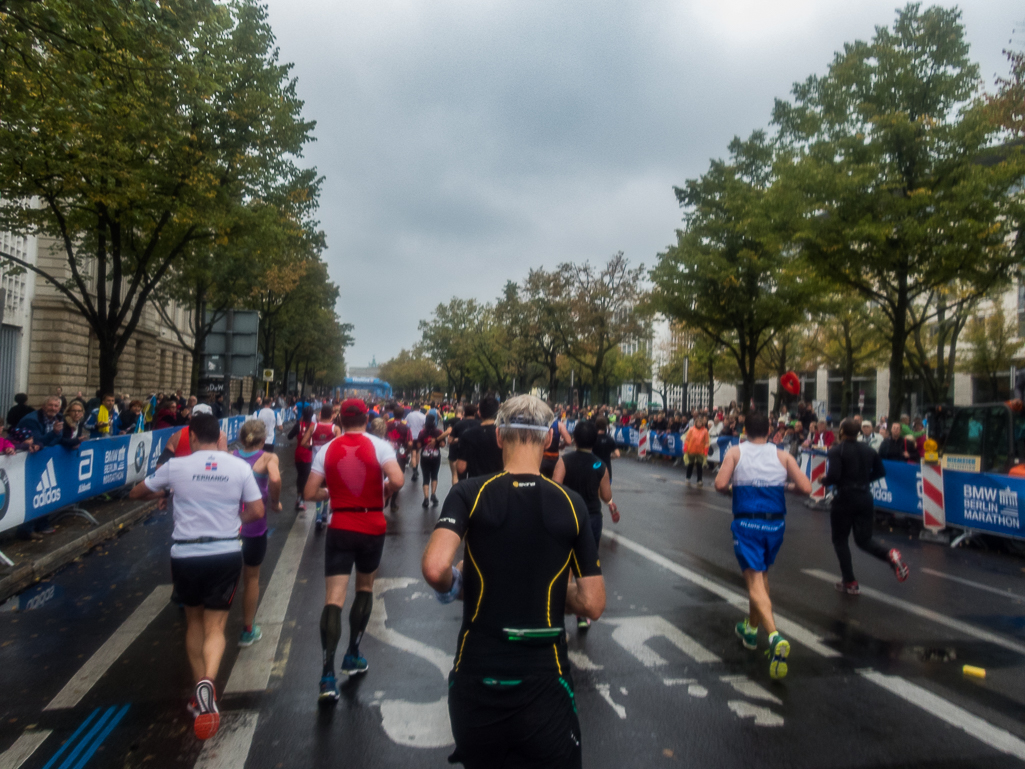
[240,419,267,448]
[495,395,553,447]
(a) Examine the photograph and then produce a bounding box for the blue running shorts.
[731,517,786,572]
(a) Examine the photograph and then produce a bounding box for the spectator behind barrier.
[6,393,33,430]
[60,399,87,448]
[123,400,146,434]
[14,395,64,449]
[85,393,122,439]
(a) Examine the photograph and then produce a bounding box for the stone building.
[0,231,195,410]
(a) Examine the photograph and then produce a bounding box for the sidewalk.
[0,495,159,604]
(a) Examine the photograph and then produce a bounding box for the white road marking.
[604,532,840,658]
[226,510,314,694]
[859,670,1025,761]
[605,615,720,667]
[596,684,627,719]
[920,568,1024,602]
[0,731,51,769]
[193,711,259,769]
[802,569,1025,657]
[45,584,173,710]
[720,675,782,705]
[568,650,604,671]
[619,686,628,695]
[607,531,1025,757]
[662,677,695,686]
[367,578,455,749]
[727,701,784,727]
[688,684,708,698]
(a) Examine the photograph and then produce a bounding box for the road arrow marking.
[720,675,782,705]
[596,684,627,719]
[605,615,720,667]
[727,701,784,727]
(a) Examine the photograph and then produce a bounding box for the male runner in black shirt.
[455,395,503,478]
[593,416,621,479]
[423,395,605,769]
[443,403,474,485]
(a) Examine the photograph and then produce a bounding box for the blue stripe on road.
[40,705,130,769]
[39,709,100,769]
[69,704,129,769]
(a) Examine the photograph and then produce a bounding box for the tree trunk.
[98,335,119,395]
[888,283,909,423]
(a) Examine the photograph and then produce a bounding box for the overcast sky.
[262,0,1022,369]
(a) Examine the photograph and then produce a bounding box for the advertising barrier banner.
[870,459,923,517]
[943,470,1023,539]
[0,415,249,537]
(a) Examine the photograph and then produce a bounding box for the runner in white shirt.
[130,413,265,741]
[404,406,426,482]
[254,403,282,451]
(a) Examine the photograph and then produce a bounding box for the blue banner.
[870,459,922,517]
[943,470,1023,538]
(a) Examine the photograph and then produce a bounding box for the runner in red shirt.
[304,398,404,704]
[303,404,341,529]
[385,405,412,512]
[287,406,315,511]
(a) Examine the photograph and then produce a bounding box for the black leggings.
[295,460,312,498]
[421,455,441,485]
[686,460,703,482]
[830,492,890,583]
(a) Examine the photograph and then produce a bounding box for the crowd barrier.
[607,424,739,462]
[0,415,248,538]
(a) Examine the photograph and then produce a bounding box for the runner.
[287,406,315,511]
[405,405,426,483]
[254,399,282,452]
[446,403,476,484]
[540,410,573,479]
[415,413,446,508]
[442,405,465,485]
[129,413,265,740]
[422,395,605,768]
[304,404,341,529]
[826,418,909,594]
[593,416,621,480]
[157,404,227,466]
[386,406,412,512]
[232,420,282,648]
[714,412,811,680]
[455,396,503,479]
[552,419,619,630]
[304,398,404,704]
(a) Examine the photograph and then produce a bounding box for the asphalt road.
[2,444,1025,769]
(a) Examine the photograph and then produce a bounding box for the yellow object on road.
[962,665,986,679]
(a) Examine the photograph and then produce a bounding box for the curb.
[0,500,161,604]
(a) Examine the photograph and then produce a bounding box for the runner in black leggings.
[416,413,445,508]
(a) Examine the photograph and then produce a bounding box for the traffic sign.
[262,368,274,382]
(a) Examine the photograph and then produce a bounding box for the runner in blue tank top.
[715,412,810,680]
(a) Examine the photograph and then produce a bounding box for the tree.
[419,298,481,401]
[379,349,443,399]
[761,324,815,413]
[773,3,1025,422]
[0,0,317,393]
[811,294,888,417]
[650,132,815,413]
[958,304,1022,401]
[520,268,571,400]
[559,253,651,405]
[905,286,976,407]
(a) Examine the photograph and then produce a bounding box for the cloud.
[264,0,1021,369]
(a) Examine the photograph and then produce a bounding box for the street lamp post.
[682,356,689,413]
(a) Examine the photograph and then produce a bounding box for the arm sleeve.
[823,446,842,486]
[373,435,397,467]
[434,482,471,538]
[870,450,886,482]
[144,461,172,493]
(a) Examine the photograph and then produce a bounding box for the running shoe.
[341,653,369,675]
[735,619,758,650]
[422,498,429,508]
[239,625,263,647]
[431,494,439,506]
[835,580,861,595]
[295,499,304,512]
[319,673,340,704]
[888,549,909,582]
[577,616,591,630]
[193,679,220,740]
[390,498,399,513]
[186,696,200,718]
[696,480,703,487]
[767,633,790,680]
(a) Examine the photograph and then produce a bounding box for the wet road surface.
[2,448,1024,768]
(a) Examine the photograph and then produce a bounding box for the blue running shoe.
[767,632,790,680]
[341,653,369,675]
[319,673,340,704]
[735,619,757,650]
[238,625,262,647]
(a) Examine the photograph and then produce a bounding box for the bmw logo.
[134,442,146,473]
[0,468,9,523]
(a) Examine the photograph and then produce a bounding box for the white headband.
[498,421,554,432]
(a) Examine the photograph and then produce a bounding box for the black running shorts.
[242,533,268,567]
[447,672,582,769]
[540,456,559,479]
[420,455,441,484]
[325,528,385,577]
[171,552,243,611]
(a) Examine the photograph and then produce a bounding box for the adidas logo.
[33,458,62,508]
[871,476,892,504]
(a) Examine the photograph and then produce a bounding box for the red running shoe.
[193,678,220,740]
[835,580,861,595]
[888,549,909,582]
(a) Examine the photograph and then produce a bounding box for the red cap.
[341,398,368,416]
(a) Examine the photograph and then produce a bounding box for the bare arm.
[304,470,328,502]
[217,431,228,452]
[265,454,282,511]
[129,480,165,501]
[456,458,467,475]
[782,452,812,495]
[551,457,566,484]
[382,458,404,500]
[301,423,315,448]
[422,528,463,592]
[598,468,612,503]
[558,422,573,446]
[714,447,740,493]
[565,576,605,621]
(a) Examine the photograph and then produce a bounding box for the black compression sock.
[320,604,342,675]
[347,591,373,656]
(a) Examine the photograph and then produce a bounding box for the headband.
[498,421,554,432]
